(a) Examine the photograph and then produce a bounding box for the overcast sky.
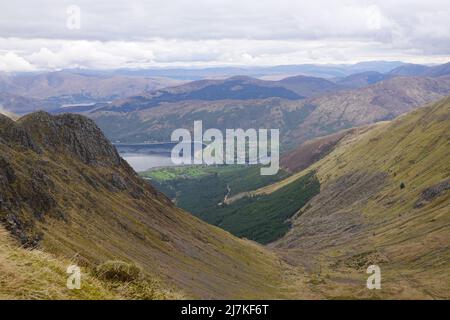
[1,0,449,71]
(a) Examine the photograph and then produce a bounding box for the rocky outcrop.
[18,111,122,166]
[0,111,134,246]
[0,113,40,152]
[414,179,450,208]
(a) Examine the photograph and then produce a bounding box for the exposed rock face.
[0,113,40,152]
[415,179,450,208]
[0,156,16,185]
[18,111,122,166]
[0,111,132,246]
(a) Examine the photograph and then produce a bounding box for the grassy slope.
[0,227,183,300]
[271,97,450,298]
[0,227,115,300]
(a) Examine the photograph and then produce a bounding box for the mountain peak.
[0,112,14,127]
[0,112,40,152]
[17,112,122,166]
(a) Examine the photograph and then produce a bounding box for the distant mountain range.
[0,70,183,114]
[1,61,450,150]
[88,73,450,148]
[0,92,44,114]
[1,61,448,114]
[0,60,411,113]
[389,62,450,77]
[106,60,407,79]
[333,71,391,88]
[91,75,349,113]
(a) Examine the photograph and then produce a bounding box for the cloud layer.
[1,0,449,71]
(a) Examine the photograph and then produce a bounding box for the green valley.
[143,165,318,243]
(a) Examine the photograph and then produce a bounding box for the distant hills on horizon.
[2,61,449,112]
[1,60,450,150]
[1,60,413,80]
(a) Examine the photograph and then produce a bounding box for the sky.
[0,0,450,71]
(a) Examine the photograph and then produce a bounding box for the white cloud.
[0,0,449,71]
[0,52,36,71]
[25,41,155,69]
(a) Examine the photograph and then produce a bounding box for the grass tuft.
[95,260,141,282]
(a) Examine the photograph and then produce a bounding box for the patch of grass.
[95,260,141,282]
[142,166,210,181]
[0,228,180,300]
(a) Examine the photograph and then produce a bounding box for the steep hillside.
[0,226,118,300]
[290,76,450,143]
[280,129,356,173]
[0,226,182,299]
[246,97,449,298]
[0,111,303,299]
